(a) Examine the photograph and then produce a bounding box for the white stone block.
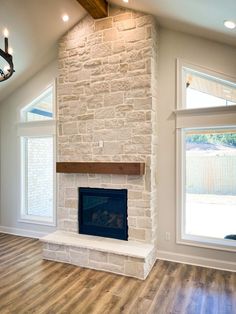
[108,253,126,266]
[89,250,108,263]
[124,260,144,279]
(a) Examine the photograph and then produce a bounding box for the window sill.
[17,119,57,127]
[19,216,56,227]
[174,104,236,115]
[177,234,236,253]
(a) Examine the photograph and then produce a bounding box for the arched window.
[18,84,56,225]
[21,86,54,122]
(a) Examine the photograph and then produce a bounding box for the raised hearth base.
[41,231,155,280]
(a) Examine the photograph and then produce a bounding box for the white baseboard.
[1,227,235,272]
[0,225,48,239]
[156,250,236,272]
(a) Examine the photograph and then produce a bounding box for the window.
[21,87,53,122]
[176,60,236,251]
[178,61,236,110]
[18,85,56,225]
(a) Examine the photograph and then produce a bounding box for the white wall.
[0,61,57,238]
[157,28,236,268]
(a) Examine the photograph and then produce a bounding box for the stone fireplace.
[41,5,158,280]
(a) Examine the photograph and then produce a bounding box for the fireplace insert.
[78,187,128,240]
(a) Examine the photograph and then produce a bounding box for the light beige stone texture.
[89,251,108,263]
[95,18,113,31]
[42,236,155,280]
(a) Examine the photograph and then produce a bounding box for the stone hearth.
[42,5,158,279]
[42,231,155,280]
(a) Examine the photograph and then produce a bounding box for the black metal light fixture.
[0,29,15,82]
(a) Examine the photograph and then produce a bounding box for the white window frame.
[176,59,236,111]
[20,85,54,122]
[17,83,57,226]
[176,59,236,252]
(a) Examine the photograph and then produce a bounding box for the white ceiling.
[111,0,236,46]
[0,0,86,103]
[0,0,235,103]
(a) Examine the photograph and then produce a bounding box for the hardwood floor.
[0,233,235,314]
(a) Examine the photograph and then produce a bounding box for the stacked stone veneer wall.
[57,6,159,244]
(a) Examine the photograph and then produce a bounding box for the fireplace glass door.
[79,188,128,240]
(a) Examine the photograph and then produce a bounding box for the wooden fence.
[186,155,236,195]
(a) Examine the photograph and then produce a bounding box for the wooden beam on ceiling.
[77,0,108,19]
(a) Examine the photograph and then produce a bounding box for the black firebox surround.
[78,187,128,241]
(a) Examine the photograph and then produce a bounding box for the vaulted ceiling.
[0,0,86,103]
[0,0,235,103]
[112,0,236,47]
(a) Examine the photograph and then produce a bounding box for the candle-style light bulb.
[3,28,9,38]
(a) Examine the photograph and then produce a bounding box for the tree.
[186,133,236,147]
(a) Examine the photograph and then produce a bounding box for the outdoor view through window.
[183,68,236,243]
[23,87,53,122]
[185,128,236,240]
[25,137,53,219]
[184,69,236,108]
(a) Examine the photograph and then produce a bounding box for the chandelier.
[0,29,15,82]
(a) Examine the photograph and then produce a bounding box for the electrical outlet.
[98,140,104,148]
[165,232,171,241]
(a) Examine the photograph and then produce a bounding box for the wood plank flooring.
[0,233,236,314]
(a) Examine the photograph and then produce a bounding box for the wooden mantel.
[56,162,145,175]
